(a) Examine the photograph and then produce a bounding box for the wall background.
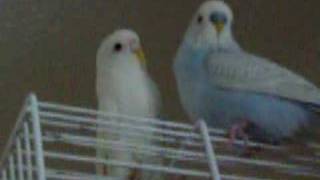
[0,0,319,153]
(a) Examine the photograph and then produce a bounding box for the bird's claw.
[227,120,255,153]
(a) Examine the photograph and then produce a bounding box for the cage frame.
[0,94,222,180]
[0,93,319,180]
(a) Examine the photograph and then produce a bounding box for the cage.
[1,0,320,179]
[0,94,319,180]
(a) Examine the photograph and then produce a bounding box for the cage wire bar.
[0,94,320,180]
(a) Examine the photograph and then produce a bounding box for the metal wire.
[2,169,8,180]
[16,137,24,180]
[0,94,320,180]
[199,120,221,180]
[23,122,33,180]
[38,102,282,150]
[29,94,46,180]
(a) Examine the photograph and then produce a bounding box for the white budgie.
[96,29,162,180]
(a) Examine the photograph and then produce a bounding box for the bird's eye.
[197,15,203,24]
[113,43,122,52]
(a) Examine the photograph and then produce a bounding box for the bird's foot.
[228,119,250,148]
[228,120,264,157]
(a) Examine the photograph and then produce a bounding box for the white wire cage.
[0,94,319,180]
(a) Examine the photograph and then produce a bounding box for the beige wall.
[0,0,319,152]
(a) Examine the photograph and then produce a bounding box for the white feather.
[96,29,162,179]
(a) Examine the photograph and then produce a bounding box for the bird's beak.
[134,47,147,66]
[214,22,225,34]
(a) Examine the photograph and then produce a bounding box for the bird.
[173,0,320,147]
[96,29,162,180]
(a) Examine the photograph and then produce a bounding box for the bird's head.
[184,0,234,50]
[98,29,146,66]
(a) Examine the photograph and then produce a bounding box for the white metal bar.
[42,132,205,162]
[0,102,28,169]
[40,111,281,151]
[23,122,33,180]
[291,156,320,164]
[38,101,281,151]
[221,175,271,180]
[39,110,315,172]
[42,132,311,176]
[40,116,282,156]
[168,133,195,169]
[41,119,202,147]
[16,166,120,180]
[16,137,24,180]
[43,102,282,143]
[29,94,46,180]
[20,151,208,179]
[9,155,16,180]
[2,95,319,180]
[198,120,221,180]
[217,155,299,170]
[31,135,313,178]
[42,134,204,159]
[45,169,118,180]
[17,166,270,180]
[45,174,111,180]
[280,168,320,179]
[43,151,210,178]
[39,102,211,133]
[2,169,8,180]
[43,108,279,150]
[45,131,203,158]
[211,136,280,150]
[36,102,293,150]
[40,112,198,140]
[45,169,270,180]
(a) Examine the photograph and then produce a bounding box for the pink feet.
[228,119,250,147]
[228,119,262,156]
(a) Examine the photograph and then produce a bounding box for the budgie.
[173,0,320,147]
[96,29,162,179]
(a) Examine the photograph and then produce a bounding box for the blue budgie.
[173,0,320,146]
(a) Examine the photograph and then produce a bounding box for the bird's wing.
[206,52,320,105]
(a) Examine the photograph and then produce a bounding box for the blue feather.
[174,44,315,143]
[173,0,319,144]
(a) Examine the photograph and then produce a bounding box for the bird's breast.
[97,61,158,117]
